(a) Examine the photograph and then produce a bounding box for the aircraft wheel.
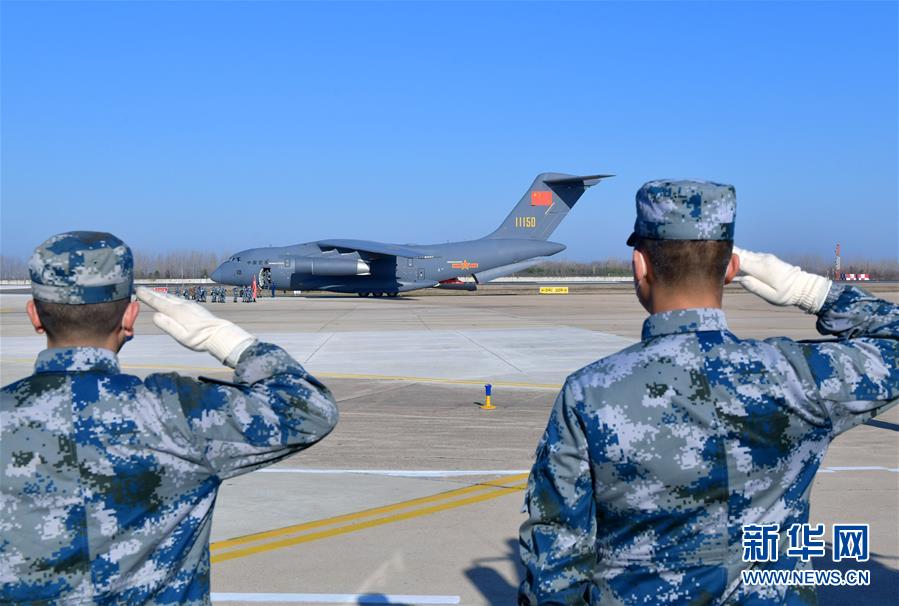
[373,292,384,297]
[387,292,399,298]
[358,292,370,298]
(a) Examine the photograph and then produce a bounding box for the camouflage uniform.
[1,232,339,605]
[519,183,899,605]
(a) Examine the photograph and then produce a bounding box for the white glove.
[136,286,257,367]
[733,247,832,313]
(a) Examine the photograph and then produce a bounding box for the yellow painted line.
[211,473,528,552]
[211,479,528,563]
[0,358,562,389]
[212,483,491,551]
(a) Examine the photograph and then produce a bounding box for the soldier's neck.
[46,334,122,353]
[650,287,723,314]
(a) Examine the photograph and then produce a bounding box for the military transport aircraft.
[211,172,610,297]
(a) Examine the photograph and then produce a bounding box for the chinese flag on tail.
[531,191,553,206]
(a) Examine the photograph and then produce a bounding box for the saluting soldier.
[1,232,339,604]
[519,181,898,604]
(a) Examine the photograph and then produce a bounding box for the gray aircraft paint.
[211,173,610,296]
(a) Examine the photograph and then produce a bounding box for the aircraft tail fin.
[486,173,611,240]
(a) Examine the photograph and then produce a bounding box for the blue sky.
[2,1,896,263]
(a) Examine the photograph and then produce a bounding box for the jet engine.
[293,257,371,276]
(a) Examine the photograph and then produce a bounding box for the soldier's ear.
[724,251,740,285]
[26,299,46,334]
[632,249,648,283]
[121,300,140,337]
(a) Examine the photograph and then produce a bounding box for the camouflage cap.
[29,231,133,304]
[626,180,736,246]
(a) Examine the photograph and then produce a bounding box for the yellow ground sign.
[539,286,569,294]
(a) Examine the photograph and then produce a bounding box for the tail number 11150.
[515,216,537,228]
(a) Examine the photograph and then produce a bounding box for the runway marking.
[211,593,460,604]
[212,474,526,551]
[256,468,530,477]
[254,465,899,477]
[210,474,528,563]
[819,466,899,473]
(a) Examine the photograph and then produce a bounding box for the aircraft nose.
[211,263,226,283]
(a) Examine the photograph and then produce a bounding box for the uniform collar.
[34,347,120,374]
[641,308,729,340]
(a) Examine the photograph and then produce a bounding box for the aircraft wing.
[316,239,431,258]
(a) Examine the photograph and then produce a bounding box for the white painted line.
[211,593,461,604]
[255,468,529,478]
[818,466,899,473]
[257,467,899,477]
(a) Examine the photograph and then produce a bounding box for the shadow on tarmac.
[464,538,523,605]
[818,548,899,606]
[354,594,392,604]
[462,540,898,605]
[864,418,899,432]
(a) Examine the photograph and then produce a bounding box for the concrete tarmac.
[1,285,897,605]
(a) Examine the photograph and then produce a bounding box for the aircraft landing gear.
[387,292,399,298]
[372,292,384,297]
[358,292,370,298]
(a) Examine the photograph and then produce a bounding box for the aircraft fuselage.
[210,238,565,295]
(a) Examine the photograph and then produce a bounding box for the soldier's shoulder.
[564,339,651,392]
[143,371,205,393]
[2,373,68,404]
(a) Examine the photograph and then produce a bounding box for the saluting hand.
[733,247,832,313]
[136,287,257,367]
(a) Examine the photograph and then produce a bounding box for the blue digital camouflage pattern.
[519,285,898,605]
[1,342,338,605]
[28,231,134,305]
[626,180,736,246]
